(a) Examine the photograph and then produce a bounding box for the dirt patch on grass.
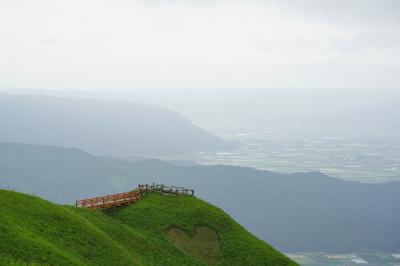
[166,226,220,264]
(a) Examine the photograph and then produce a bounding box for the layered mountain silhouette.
[1,142,399,252]
[0,94,236,156]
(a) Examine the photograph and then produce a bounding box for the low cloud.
[0,0,399,90]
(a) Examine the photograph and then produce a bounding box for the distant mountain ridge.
[0,94,236,156]
[1,142,399,252]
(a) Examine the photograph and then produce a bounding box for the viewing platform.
[75,183,194,209]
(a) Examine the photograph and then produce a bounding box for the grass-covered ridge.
[0,189,297,265]
[166,226,220,264]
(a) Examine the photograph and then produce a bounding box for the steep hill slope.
[1,142,400,252]
[0,190,296,266]
[0,94,235,156]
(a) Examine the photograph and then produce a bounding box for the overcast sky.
[0,0,399,90]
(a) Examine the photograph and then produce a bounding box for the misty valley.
[168,127,400,183]
[0,93,399,266]
[1,1,400,264]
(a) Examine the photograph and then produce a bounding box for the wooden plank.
[76,183,194,209]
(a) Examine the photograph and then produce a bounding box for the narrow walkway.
[75,183,194,209]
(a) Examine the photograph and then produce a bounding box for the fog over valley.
[1,1,399,265]
[5,89,399,182]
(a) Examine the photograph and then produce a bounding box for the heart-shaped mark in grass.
[166,226,220,264]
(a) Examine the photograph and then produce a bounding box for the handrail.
[76,183,194,209]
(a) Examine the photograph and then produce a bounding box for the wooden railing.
[138,183,194,197]
[76,183,194,209]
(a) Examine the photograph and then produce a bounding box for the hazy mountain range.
[0,94,236,156]
[1,142,399,253]
[12,89,400,138]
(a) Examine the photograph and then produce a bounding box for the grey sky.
[0,0,399,90]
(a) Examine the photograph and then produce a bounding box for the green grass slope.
[0,190,297,266]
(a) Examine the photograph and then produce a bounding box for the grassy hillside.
[0,190,296,266]
[2,142,400,252]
